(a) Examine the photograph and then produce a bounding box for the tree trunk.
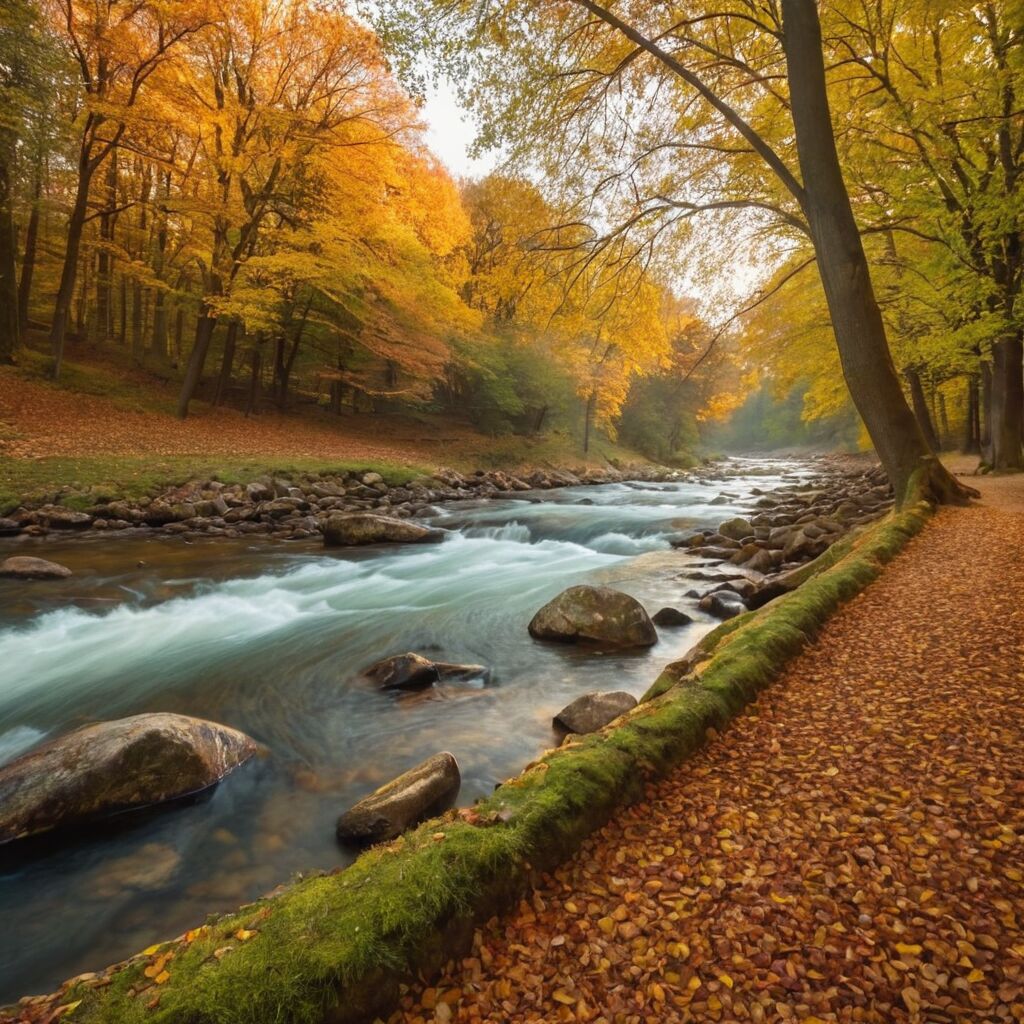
[213,321,239,406]
[176,310,217,418]
[49,157,93,378]
[990,333,1023,470]
[937,389,949,447]
[17,168,41,333]
[246,345,262,417]
[149,171,170,363]
[94,151,118,344]
[329,380,343,415]
[583,390,596,453]
[981,361,993,450]
[781,0,968,504]
[904,366,939,452]
[173,305,184,368]
[961,375,979,454]
[0,158,19,364]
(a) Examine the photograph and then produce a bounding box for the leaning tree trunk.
[781,0,970,504]
[991,332,1024,470]
[176,309,217,418]
[904,366,940,452]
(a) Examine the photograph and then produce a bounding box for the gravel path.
[390,473,1024,1024]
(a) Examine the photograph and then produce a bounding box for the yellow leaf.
[142,944,162,956]
[895,943,922,955]
[235,929,255,942]
[155,971,170,985]
[967,969,984,983]
[597,917,615,935]
[825,766,839,776]
[552,989,577,1005]
[770,892,794,904]
[718,972,734,989]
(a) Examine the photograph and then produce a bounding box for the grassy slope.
[31,492,933,1024]
[0,351,663,513]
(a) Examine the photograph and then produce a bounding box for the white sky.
[421,78,498,179]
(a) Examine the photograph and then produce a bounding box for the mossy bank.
[4,486,935,1024]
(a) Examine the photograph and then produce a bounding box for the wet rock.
[323,513,445,546]
[36,506,93,529]
[652,607,693,627]
[718,517,753,542]
[0,556,72,580]
[709,494,730,506]
[0,517,20,535]
[364,652,441,690]
[742,548,776,574]
[336,751,460,846]
[528,585,658,648]
[0,713,259,844]
[554,691,638,734]
[699,591,746,620]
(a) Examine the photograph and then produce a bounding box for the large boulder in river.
[0,713,259,845]
[554,691,637,735]
[323,513,445,547]
[0,556,72,580]
[528,585,657,648]
[336,752,460,846]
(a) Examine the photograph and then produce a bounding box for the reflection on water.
[0,459,808,999]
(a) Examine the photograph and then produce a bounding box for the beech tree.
[379,0,975,502]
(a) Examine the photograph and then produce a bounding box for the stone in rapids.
[0,713,260,845]
[528,585,657,648]
[323,513,445,547]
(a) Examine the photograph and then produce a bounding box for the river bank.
[1,454,891,1009]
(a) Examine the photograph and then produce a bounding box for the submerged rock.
[323,513,445,547]
[699,591,746,620]
[528,585,658,648]
[363,653,491,690]
[336,751,460,846]
[0,556,72,580]
[554,691,638,735]
[0,713,259,845]
[652,606,693,627]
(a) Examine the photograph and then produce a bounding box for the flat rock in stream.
[364,653,490,690]
[0,713,259,845]
[336,751,460,845]
[652,606,693,627]
[0,556,72,580]
[528,585,657,648]
[323,513,445,547]
[554,691,638,734]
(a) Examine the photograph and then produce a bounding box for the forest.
[0,0,1022,1022]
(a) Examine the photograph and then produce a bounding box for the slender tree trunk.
[245,344,262,417]
[904,366,939,452]
[213,321,239,406]
[149,171,170,362]
[981,361,993,450]
[0,158,19,364]
[781,0,967,504]
[990,332,1024,469]
[937,389,949,447]
[176,309,217,418]
[131,166,151,360]
[119,273,127,345]
[173,305,184,367]
[50,159,93,378]
[94,151,118,344]
[17,168,41,333]
[329,380,342,415]
[961,375,979,454]
[583,390,596,453]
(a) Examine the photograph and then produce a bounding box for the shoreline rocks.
[0,556,72,579]
[0,713,259,845]
[336,751,461,846]
[323,513,445,547]
[554,691,638,735]
[529,585,658,648]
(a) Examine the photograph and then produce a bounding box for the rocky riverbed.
[0,454,892,1003]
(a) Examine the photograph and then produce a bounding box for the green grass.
[0,454,435,516]
[30,488,934,1024]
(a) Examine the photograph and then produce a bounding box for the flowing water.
[0,458,809,1000]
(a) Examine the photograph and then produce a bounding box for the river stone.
[336,752,460,845]
[718,517,753,542]
[323,513,445,547]
[554,691,638,735]
[364,653,440,690]
[0,556,72,580]
[528,585,657,648]
[0,713,259,845]
[652,606,693,627]
[699,591,746,620]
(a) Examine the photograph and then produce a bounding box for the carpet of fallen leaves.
[0,364,491,464]
[390,474,1024,1024]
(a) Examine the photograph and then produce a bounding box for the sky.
[421,78,498,179]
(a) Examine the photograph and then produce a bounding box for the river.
[0,458,810,1000]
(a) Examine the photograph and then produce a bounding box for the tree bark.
[49,157,92,378]
[961,375,979,454]
[0,158,19,364]
[781,0,969,504]
[94,150,118,344]
[583,390,596,453]
[904,366,939,452]
[17,168,41,333]
[990,332,1024,469]
[981,361,993,450]
[176,310,217,418]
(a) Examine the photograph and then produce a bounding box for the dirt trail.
[391,472,1024,1024]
